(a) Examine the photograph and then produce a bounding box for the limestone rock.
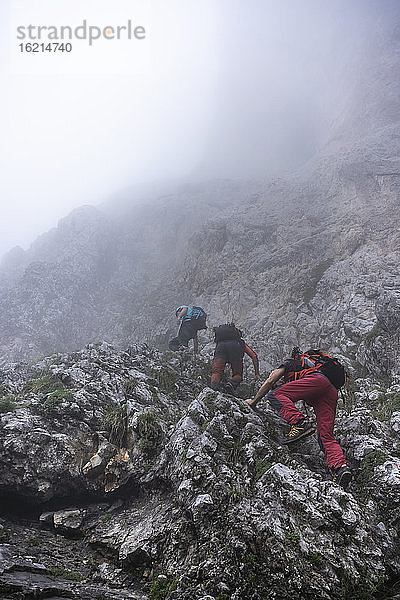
[0,343,399,598]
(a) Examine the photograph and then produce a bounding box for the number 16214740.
[19,42,72,53]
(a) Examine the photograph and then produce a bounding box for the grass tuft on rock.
[105,404,128,447]
[357,450,389,489]
[373,392,400,421]
[149,575,177,600]
[23,372,66,396]
[0,395,17,414]
[137,412,163,458]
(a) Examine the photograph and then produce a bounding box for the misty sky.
[0,0,396,259]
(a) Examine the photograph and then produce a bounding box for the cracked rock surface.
[1,343,399,599]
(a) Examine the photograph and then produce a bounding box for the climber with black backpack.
[246,347,352,489]
[211,323,260,393]
[168,305,207,353]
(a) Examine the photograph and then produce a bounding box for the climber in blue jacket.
[168,305,207,353]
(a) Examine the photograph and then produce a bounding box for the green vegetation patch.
[309,551,323,565]
[373,392,400,421]
[149,575,177,600]
[22,371,75,413]
[227,486,244,504]
[357,449,389,489]
[27,536,41,547]
[49,566,84,581]
[0,395,17,414]
[105,404,128,447]
[148,367,179,394]
[254,459,272,481]
[340,571,382,600]
[287,530,300,544]
[42,389,74,411]
[137,411,163,457]
[247,552,258,568]
[100,513,112,523]
[23,372,66,395]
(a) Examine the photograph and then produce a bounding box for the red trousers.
[268,373,346,469]
[211,340,244,386]
[211,357,243,385]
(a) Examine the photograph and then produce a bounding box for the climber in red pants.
[211,324,259,394]
[246,348,352,489]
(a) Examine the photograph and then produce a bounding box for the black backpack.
[299,349,347,390]
[191,306,207,330]
[214,324,242,343]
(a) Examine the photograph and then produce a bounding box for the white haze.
[0,0,396,259]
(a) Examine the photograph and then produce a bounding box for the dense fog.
[0,0,398,258]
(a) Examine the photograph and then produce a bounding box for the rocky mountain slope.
[1,133,399,381]
[0,179,262,364]
[0,15,399,378]
[0,343,399,599]
[1,8,400,600]
[1,133,400,382]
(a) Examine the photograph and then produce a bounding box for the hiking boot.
[224,382,236,396]
[332,465,352,489]
[283,419,315,445]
